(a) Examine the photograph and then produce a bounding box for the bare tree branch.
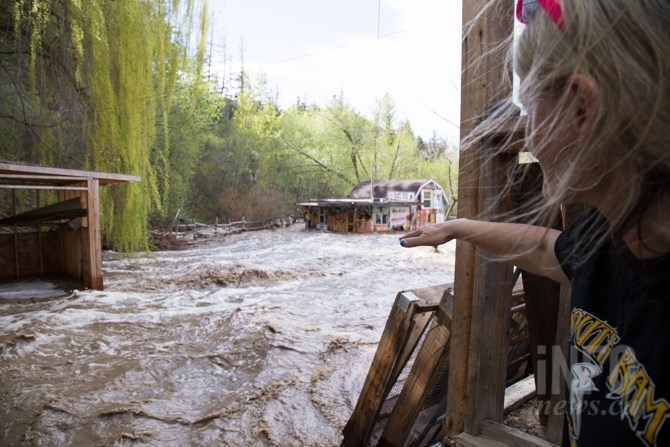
[281,138,354,186]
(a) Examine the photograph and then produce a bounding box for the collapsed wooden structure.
[0,162,139,290]
[342,1,571,446]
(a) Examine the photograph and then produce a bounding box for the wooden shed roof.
[0,162,140,186]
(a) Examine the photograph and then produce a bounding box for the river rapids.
[0,225,455,446]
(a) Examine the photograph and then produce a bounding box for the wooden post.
[84,179,103,290]
[445,0,514,442]
[464,149,515,435]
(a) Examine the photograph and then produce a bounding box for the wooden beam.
[0,185,88,191]
[0,198,85,225]
[504,374,536,412]
[84,179,103,290]
[456,432,509,447]
[447,0,515,441]
[465,151,516,434]
[342,291,432,446]
[480,420,559,447]
[379,293,453,445]
[0,162,140,185]
[0,174,87,183]
[457,420,560,447]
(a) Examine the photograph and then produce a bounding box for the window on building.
[375,208,389,225]
[422,190,432,208]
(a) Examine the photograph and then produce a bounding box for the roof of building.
[348,179,441,199]
[296,179,448,208]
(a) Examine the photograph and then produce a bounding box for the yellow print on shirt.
[571,308,620,365]
[607,347,670,446]
[569,308,669,447]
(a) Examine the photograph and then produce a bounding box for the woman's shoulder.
[554,207,609,275]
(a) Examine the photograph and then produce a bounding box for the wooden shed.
[0,162,140,291]
[297,179,449,233]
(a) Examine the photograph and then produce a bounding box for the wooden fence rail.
[171,216,295,238]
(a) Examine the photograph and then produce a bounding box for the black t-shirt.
[555,208,670,447]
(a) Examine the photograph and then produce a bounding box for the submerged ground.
[0,225,455,446]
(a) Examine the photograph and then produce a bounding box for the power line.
[249,19,453,68]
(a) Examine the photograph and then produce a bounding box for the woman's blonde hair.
[472,0,670,243]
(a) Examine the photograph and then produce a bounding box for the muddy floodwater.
[0,226,455,446]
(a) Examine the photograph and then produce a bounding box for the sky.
[208,0,463,144]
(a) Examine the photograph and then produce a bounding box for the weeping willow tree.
[2,0,209,251]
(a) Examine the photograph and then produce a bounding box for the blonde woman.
[400,1,670,446]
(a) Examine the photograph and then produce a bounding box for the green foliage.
[188,85,459,222]
[153,76,224,226]
[190,92,288,220]
[1,0,209,251]
[2,0,458,249]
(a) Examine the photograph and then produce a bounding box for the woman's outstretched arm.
[400,219,569,285]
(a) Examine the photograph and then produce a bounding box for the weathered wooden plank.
[0,174,86,183]
[388,305,435,386]
[85,179,103,290]
[0,198,85,225]
[464,152,515,435]
[0,162,140,185]
[504,374,536,413]
[446,0,515,441]
[58,189,82,283]
[456,432,510,447]
[480,420,559,447]
[0,185,89,191]
[407,283,453,312]
[341,292,429,447]
[379,293,453,445]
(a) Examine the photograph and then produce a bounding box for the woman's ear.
[567,74,598,141]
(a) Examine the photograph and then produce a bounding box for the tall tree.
[1,0,209,251]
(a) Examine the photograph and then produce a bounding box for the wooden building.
[0,162,139,291]
[297,179,449,233]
